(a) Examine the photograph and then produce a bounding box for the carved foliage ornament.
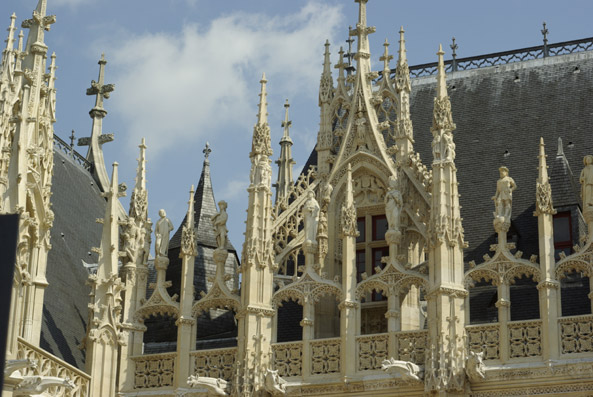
[395,62,411,93]
[180,223,197,257]
[535,180,556,215]
[251,123,273,157]
[341,204,358,237]
[431,96,456,132]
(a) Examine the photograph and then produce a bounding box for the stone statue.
[381,358,423,381]
[492,166,516,223]
[385,176,403,233]
[318,211,328,237]
[122,218,139,261]
[264,369,287,396]
[442,131,456,161]
[211,200,229,250]
[580,155,593,211]
[465,351,486,382]
[154,209,174,258]
[303,191,320,244]
[187,375,228,396]
[431,132,441,160]
[251,156,272,187]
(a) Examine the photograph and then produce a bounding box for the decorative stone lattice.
[508,320,542,358]
[191,347,236,382]
[560,315,593,354]
[467,324,500,360]
[272,342,303,377]
[133,353,175,389]
[310,338,341,375]
[357,333,389,371]
[396,330,427,365]
[17,338,90,396]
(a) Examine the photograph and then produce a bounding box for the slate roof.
[408,51,593,263]
[40,148,105,369]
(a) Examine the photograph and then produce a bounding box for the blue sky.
[3,0,593,257]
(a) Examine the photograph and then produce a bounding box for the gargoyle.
[381,358,423,381]
[187,375,229,396]
[263,369,287,396]
[14,376,75,395]
[465,351,486,382]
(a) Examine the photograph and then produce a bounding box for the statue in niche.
[211,200,229,250]
[122,218,139,261]
[251,156,272,187]
[154,209,174,258]
[385,176,403,233]
[581,155,593,210]
[431,132,441,160]
[492,166,516,223]
[303,190,320,244]
[442,131,456,161]
[318,211,328,237]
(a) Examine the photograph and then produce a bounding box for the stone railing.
[132,353,175,389]
[508,320,542,358]
[17,337,90,397]
[466,323,500,360]
[272,342,303,377]
[357,333,389,371]
[559,314,593,355]
[190,347,236,382]
[395,330,427,365]
[310,338,341,375]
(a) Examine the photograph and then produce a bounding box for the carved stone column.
[497,282,511,363]
[174,187,198,390]
[301,298,315,378]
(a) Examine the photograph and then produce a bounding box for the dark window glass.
[372,247,389,301]
[372,215,387,241]
[553,212,572,260]
[357,217,365,243]
[356,250,366,283]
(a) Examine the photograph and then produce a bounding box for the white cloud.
[103,2,344,156]
[51,0,90,6]
[220,179,249,201]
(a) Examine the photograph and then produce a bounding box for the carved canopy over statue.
[303,191,320,244]
[492,166,516,226]
[154,209,174,258]
[581,155,593,212]
[211,200,229,250]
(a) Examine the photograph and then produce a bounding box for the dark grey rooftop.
[40,148,105,370]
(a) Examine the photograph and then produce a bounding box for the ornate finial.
[398,26,407,64]
[4,13,17,52]
[450,37,458,71]
[335,46,348,81]
[323,39,332,73]
[350,0,375,62]
[257,73,268,125]
[380,38,393,73]
[535,137,556,216]
[203,142,212,159]
[86,54,115,111]
[436,44,447,99]
[281,100,292,140]
[346,28,355,67]
[557,137,564,157]
[542,22,549,57]
[69,130,76,148]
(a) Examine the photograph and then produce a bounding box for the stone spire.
[394,27,414,158]
[21,0,55,71]
[251,73,272,159]
[78,54,115,193]
[335,46,348,92]
[317,41,335,175]
[380,38,393,76]
[274,99,295,203]
[86,162,125,396]
[238,76,276,394]
[349,0,375,72]
[425,44,467,394]
[534,137,560,362]
[2,13,16,58]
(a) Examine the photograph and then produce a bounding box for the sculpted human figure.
[303,190,320,244]
[492,166,516,222]
[385,176,403,232]
[122,218,139,261]
[211,200,229,249]
[581,155,593,210]
[442,131,456,161]
[154,209,174,258]
[322,182,333,210]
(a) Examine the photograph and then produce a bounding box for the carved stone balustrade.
[17,337,90,397]
[467,323,500,361]
[310,338,341,375]
[272,342,303,377]
[508,320,543,359]
[559,315,593,355]
[357,333,389,371]
[395,330,427,365]
[132,353,175,389]
[190,347,237,382]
